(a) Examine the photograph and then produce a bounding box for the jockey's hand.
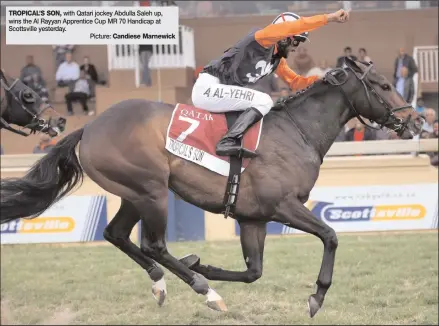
[327,9,350,23]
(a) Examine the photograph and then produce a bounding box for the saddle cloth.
[165,103,263,176]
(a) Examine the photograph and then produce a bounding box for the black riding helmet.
[271,12,309,56]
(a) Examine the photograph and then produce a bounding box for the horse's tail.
[1,128,85,224]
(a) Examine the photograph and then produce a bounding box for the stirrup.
[237,147,258,158]
[216,141,258,159]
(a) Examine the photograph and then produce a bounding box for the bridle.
[276,62,415,138]
[323,62,415,137]
[0,70,55,137]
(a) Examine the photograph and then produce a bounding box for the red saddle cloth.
[165,103,263,176]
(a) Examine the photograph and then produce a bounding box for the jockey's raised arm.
[254,14,328,48]
[191,9,350,159]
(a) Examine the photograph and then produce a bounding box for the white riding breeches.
[191,73,273,116]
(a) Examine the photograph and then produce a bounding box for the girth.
[222,111,244,219]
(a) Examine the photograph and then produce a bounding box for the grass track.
[1,232,438,325]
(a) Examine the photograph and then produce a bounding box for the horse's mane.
[276,68,348,109]
[284,61,373,105]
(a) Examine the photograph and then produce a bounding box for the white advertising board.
[1,196,107,244]
[236,184,438,235]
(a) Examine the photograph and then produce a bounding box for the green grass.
[1,232,438,325]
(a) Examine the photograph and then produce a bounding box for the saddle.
[165,104,262,219]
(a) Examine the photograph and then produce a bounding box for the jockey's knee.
[252,93,273,116]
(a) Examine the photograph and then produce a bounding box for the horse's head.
[0,69,66,137]
[337,57,423,139]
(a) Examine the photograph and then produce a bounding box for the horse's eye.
[382,84,391,91]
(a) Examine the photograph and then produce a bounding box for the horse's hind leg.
[274,195,338,318]
[180,220,267,284]
[133,189,228,311]
[103,198,167,305]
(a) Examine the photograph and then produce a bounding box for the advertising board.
[235,184,438,235]
[1,196,107,244]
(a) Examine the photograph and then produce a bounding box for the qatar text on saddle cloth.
[165,103,263,176]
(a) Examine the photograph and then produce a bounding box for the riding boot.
[216,107,263,158]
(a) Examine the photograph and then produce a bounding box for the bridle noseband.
[0,70,53,137]
[324,63,415,137]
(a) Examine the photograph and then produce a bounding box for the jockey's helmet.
[272,12,309,48]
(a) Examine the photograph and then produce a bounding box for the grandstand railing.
[106,27,196,70]
[411,45,438,107]
[106,25,195,88]
[1,139,437,172]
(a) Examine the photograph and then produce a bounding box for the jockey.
[192,9,350,158]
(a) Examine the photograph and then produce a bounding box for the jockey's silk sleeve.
[276,58,320,91]
[255,15,328,48]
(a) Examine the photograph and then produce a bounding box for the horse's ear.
[343,56,362,73]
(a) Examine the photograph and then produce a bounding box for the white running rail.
[411,45,438,108]
[2,139,438,172]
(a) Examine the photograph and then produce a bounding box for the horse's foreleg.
[135,189,228,312]
[103,199,167,306]
[273,195,338,318]
[180,220,267,283]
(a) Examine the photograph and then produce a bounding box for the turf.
[1,232,438,325]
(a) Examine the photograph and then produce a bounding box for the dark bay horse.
[0,58,423,317]
[1,69,66,137]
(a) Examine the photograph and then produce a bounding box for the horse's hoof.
[307,295,321,318]
[180,254,201,269]
[151,277,167,307]
[206,288,228,312]
[152,289,166,307]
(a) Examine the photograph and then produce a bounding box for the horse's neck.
[286,86,353,159]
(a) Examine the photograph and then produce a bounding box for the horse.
[0,69,66,137]
[0,58,423,317]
